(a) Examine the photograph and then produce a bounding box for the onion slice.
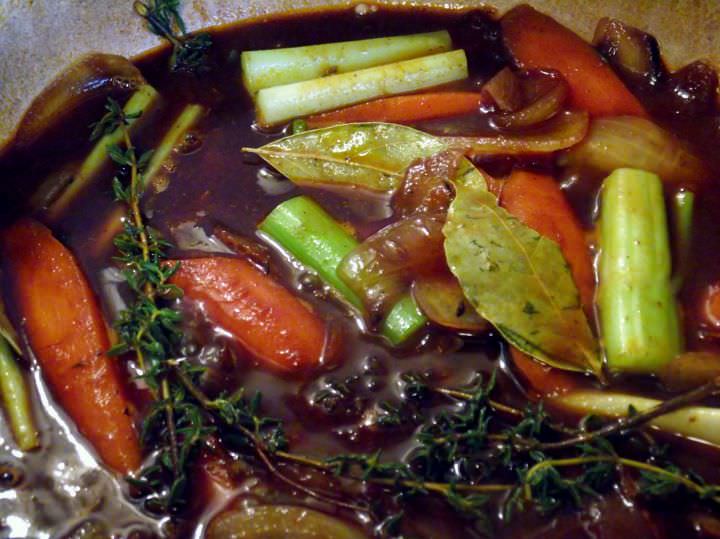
[444,110,589,157]
[561,116,708,185]
[490,76,569,131]
[413,273,488,332]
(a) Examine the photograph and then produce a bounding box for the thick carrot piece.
[500,170,595,310]
[305,92,488,128]
[501,5,647,118]
[1,219,141,473]
[170,257,331,372]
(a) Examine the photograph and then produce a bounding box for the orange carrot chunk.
[1,219,141,473]
[511,348,579,399]
[305,92,488,128]
[501,5,647,118]
[170,257,331,372]
[500,170,595,310]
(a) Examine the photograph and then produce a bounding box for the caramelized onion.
[338,215,445,318]
[444,110,589,157]
[658,352,720,392]
[413,273,488,332]
[490,75,569,130]
[207,505,366,539]
[561,116,708,185]
[482,67,524,111]
[593,18,663,83]
[392,150,462,217]
[11,54,145,152]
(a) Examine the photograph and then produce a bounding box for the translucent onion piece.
[490,76,568,131]
[562,116,708,185]
[338,215,445,318]
[593,18,662,83]
[10,54,145,153]
[207,505,367,539]
[658,352,720,392]
[444,110,589,157]
[482,67,524,112]
[392,150,462,217]
[171,222,235,255]
[413,273,488,332]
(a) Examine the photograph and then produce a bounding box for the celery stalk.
[92,103,206,255]
[260,196,427,344]
[241,31,452,94]
[671,190,694,292]
[381,294,427,346]
[598,168,682,373]
[47,84,161,218]
[255,50,468,126]
[554,390,720,447]
[0,336,39,451]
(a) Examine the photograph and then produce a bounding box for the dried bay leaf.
[243,122,448,191]
[443,176,601,376]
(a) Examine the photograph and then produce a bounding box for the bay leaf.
[244,122,448,191]
[443,177,601,376]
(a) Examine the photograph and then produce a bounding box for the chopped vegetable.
[95,103,206,252]
[501,5,647,117]
[553,390,720,447]
[413,272,488,332]
[255,50,469,126]
[482,67,524,112]
[260,196,427,344]
[500,170,594,309]
[658,352,720,392]
[671,190,695,292]
[1,219,141,473]
[208,505,367,539]
[260,196,362,308]
[511,348,579,398]
[170,257,332,372]
[393,150,462,217]
[241,30,452,94]
[597,168,682,374]
[380,294,427,347]
[46,84,160,219]
[0,336,39,451]
[701,283,720,328]
[444,110,589,157]
[245,123,447,192]
[306,92,488,128]
[491,75,569,130]
[592,18,662,83]
[338,214,445,317]
[0,296,21,356]
[443,168,601,376]
[562,116,708,185]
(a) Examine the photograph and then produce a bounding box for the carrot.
[500,170,595,310]
[500,170,594,398]
[501,5,647,118]
[305,92,488,128]
[1,219,141,473]
[169,257,332,372]
[511,348,579,399]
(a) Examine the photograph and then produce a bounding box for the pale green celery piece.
[143,104,206,184]
[381,294,427,347]
[241,30,452,94]
[255,49,468,126]
[598,168,682,374]
[47,84,161,219]
[0,336,39,451]
[555,390,720,447]
[671,189,695,293]
[94,103,206,251]
[260,196,427,344]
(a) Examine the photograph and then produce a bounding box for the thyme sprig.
[133,0,212,74]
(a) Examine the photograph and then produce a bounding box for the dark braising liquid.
[1,5,720,539]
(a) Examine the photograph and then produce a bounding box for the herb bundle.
[133,0,212,75]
